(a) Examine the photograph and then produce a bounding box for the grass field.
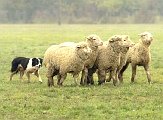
[0,24,162,120]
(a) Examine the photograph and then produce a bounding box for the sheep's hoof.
[148,81,152,85]
[113,80,118,86]
[106,79,111,82]
[48,84,52,87]
[57,82,63,86]
[39,81,43,84]
[48,82,54,87]
[90,80,94,85]
[98,80,105,85]
[130,81,135,85]
[113,83,117,86]
[119,80,123,84]
[80,81,85,86]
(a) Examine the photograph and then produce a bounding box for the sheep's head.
[109,35,134,53]
[109,35,121,43]
[120,35,135,53]
[86,34,103,48]
[76,42,92,60]
[139,32,153,46]
[108,35,122,52]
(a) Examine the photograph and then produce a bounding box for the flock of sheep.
[43,32,153,87]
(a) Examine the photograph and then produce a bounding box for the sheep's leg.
[98,69,106,85]
[46,67,54,87]
[58,74,67,86]
[34,70,42,83]
[73,74,79,86]
[131,64,137,83]
[119,62,129,82]
[84,68,88,85]
[116,68,122,83]
[57,75,61,85]
[87,73,94,85]
[144,64,151,84]
[80,68,88,85]
[48,77,54,87]
[106,72,112,82]
[80,70,84,85]
[115,70,119,83]
[111,70,117,86]
[87,67,96,85]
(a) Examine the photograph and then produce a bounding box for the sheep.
[56,34,103,85]
[43,42,92,87]
[119,32,153,84]
[80,34,103,85]
[106,35,135,83]
[87,35,134,86]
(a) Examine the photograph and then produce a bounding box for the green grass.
[0,24,163,120]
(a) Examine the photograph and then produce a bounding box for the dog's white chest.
[27,58,33,69]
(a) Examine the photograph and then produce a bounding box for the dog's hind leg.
[20,71,24,80]
[10,71,17,81]
[17,64,24,80]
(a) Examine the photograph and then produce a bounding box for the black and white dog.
[10,57,43,83]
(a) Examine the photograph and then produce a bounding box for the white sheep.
[88,35,134,86]
[43,42,92,87]
[119,32,153,84]
[57,34,103,85]
[106,35,135,83]
[80,34,103,85]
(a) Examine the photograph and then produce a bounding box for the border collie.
[10,57,43,83]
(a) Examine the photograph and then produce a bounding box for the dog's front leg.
[34,70,42,83]
[26,72,30,83]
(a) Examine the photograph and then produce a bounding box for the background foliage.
[0,0,163,24]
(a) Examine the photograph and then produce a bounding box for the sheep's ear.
[117,36,122,41]
[109,38,114,43]
[138,33,145,37]
[125,35,129,39]
[76,44,81,49]
[87,36,93,40]
[109,35,115,42]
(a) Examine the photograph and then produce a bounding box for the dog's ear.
[32,58,37,66]
[39,58,43,65]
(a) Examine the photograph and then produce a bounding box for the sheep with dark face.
[43,42,92,87]
[119,32,153,84]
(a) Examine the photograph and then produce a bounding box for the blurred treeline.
[0,0,162,24]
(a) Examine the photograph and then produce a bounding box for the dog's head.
[32,58,43,68]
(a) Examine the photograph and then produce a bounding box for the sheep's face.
[86,34,103,47]
[76,42,92,60]
[109,35,122,51]
[139,32,153,46]
[121,35,135,53]
[109,35,134,53]
[109,35,121,43]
